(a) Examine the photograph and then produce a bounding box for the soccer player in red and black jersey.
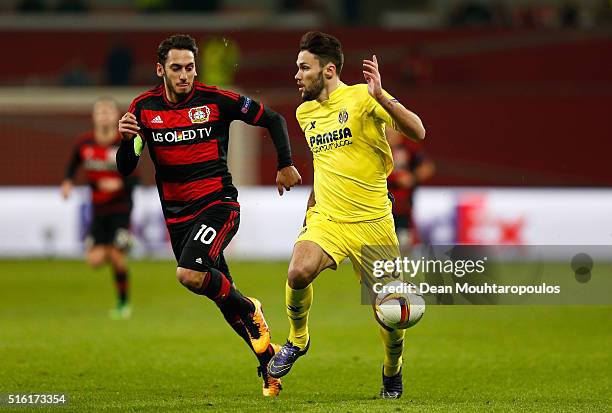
[62,97,136,319]
[386,128,435,252]
[116,34,302,397]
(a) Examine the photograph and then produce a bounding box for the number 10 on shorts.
[194,224,217,244]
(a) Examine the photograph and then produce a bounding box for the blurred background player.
[386,128,435,252]
[267,31,426,399]
[61,97,136,319]
[116,34,301,397]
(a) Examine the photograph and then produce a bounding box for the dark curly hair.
[299,31,344,75]
[157,34,198,66]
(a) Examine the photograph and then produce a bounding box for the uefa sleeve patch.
[241,97,252,114]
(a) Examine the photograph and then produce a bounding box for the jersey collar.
[322,81,346,105]
[162,84,196,108]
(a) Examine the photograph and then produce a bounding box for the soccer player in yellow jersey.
[267,32,426,398]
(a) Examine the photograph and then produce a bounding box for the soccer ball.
[375,280,426,329]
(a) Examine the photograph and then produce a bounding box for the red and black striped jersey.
[128,82,276,225]
[65,131,135,215]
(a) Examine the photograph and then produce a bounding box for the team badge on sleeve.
[189,106,211,124]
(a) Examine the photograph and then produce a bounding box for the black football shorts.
[168,202,240,273]
[88,213,131,250]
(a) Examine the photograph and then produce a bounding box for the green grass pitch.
[1,259,610,412]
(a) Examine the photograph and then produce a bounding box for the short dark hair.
[299,31,344,75]
[157,34,198,66]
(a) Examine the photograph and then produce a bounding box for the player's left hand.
[363,54,384,101]
[276,165,302,196]
[396,170,416,188]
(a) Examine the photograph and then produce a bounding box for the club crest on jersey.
[188,105,211,124]
[338,108,349,124]
[82,147,94,159]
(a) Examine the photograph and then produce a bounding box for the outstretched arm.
[363,55,426,141]
[256,106,302,195]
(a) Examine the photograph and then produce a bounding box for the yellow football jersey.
[296,82,397,222]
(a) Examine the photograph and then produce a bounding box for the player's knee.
[176,267,205,290]
[108,251,126,271]
[111,262,128,274]
[88,258,104,268]
[287,264,316,289]
[87,252,105,268]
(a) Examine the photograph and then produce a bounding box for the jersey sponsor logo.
[152,127,212,143]
[151,115,163,124]
[83,159,118,171]
[81,146,118,170]
[240,97,252,114]
[307,127,353,153]
[338,108,349,124]
[188,105,211,124]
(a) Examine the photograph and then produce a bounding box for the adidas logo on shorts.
[195,257,203,264]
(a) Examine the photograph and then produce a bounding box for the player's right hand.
[118,112,140,140]
[276,165,302,196]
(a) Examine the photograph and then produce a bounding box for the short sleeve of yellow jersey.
[295,107,305,131]
[366,88,398,131]
[295,105,311,133]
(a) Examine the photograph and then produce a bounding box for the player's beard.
[302,70,324,102]
[164,73,192,102]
